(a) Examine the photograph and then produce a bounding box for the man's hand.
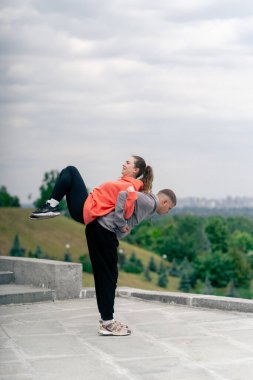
[120,225,130,233]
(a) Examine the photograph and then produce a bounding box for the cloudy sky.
[1,0,253,204]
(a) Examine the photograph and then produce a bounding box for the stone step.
[0,284,55,305]
[0,271,15,285]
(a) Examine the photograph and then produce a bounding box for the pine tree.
[9,234,25,257]
[144,266,152,282]
[226,280,237,298]
[148,257,157,272]
[180,257,192,273]
[157,272,168,288]
[158,260,167,275]
[79,255,93,273]
[169,258,178,277]
[33,245,44,259]
[64,251,72,262]
[202,276,213,295]
[179,271,191,292]
[178,257,196,288]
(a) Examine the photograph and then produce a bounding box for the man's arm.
[114,191,133,233]
[114,190,158,234]
[124,185,137,220]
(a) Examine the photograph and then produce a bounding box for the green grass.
[0,208,178,292]
[0,208,88,262]
[83,271,179,291]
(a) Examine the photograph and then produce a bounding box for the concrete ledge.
[116,287,253,313]
[0,256,82,300]
[0,271,15,284]
[0,284,55,305]
[80,287,96,299]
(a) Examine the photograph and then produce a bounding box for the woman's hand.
[127,186,135,192]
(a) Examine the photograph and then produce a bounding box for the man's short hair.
[158,189,177,206]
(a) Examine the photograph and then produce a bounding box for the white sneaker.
[99,320,131,336]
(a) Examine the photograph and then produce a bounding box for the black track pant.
[85,219,119,320]
[51,166,88,224]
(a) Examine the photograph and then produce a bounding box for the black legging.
[51,166,88,224]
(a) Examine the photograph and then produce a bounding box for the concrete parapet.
[0,284,55,305]
[0,271,15,284]
[80,287,96,299]
[116,287,253,313]
[0,256,82,300]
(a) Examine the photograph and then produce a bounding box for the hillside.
[0,208,179,291]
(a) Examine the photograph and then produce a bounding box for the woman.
[30,155,154,223]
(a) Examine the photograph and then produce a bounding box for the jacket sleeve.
[114,191,135,229]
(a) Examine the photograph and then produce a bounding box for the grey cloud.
[1,0,253,202]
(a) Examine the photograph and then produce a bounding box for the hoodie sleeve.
[114,191,135,229]
[124,190,138,219]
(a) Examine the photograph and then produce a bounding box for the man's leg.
[85,220,130,336]
[85,219,118,319]
[31,166,88,223]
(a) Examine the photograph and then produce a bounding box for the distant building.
[177,196,253,209]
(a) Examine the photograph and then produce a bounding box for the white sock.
[47,199,59,207]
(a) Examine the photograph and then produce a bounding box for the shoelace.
[105,321,129,333]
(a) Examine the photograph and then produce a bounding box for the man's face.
[156,196,174,215]
[121,157,139,178]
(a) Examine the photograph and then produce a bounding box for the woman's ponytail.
[141,165,154,193]
[132,155,154,193]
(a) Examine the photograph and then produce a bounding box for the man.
[85,187,177,336]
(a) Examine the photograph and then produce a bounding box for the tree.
[123,252,144,274]
[0,186,20,207]
[178,271,191,292]
[144,266,152,282]
[230,231,253,253]
[228,248,251,287]
[202,276,213,295]
[148,257,157,272]
[32,245,44,259]
[194,252,235,287]
[226,280,237,298]
[157,272,168,288]
[205,216,228,253]
[178,258,195,293]
[79,255,93,273]
[34,170,68,213]
[169,258,179,277]
[158,260,167,275]
[9,234,25,257]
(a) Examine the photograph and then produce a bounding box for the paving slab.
[1,297,253,380]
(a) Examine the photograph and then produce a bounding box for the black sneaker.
[30,202,61,220]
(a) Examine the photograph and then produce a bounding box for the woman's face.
[121,156,139,178]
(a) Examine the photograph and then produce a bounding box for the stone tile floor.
[1,296,253,380]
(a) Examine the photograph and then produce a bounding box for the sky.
[1,0,253,204]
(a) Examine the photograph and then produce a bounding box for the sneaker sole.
[99,329,131,336]
[30,213,61,220]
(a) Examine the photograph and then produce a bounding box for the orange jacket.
[83,176,143,225]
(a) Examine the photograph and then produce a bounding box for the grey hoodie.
[98,191,158,239]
